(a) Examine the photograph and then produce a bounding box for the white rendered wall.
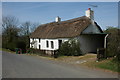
[61,38,69,43]
[30,38,40,49]
[30,38,33,48]
[40,38,68,50]
[40,39,58,50]
[30,38,69,50]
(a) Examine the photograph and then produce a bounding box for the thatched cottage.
[30,8,107,55]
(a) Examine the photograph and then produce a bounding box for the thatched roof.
[30,16,102,39]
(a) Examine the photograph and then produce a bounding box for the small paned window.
[39,38,41,43]
[39,45,41,49]
[46,41,49,48]
[51,41,54,49]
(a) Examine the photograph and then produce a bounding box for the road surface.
[2,51,118,78]
[0,51,2,79]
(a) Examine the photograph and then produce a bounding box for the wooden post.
[97,48,100,61]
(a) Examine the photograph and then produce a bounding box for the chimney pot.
[88,8,91,10]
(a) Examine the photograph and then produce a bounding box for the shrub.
[104,27,120,59]
[58,38,82,56]
[28,48,46,56]
[7,42,16,51]
[16,41,26,53]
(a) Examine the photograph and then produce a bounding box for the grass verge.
[1,48,15,53]
[94,59,119,72]
[50,54,120,73]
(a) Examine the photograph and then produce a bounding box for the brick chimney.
[55,16,61,22]
[85,8,94,20]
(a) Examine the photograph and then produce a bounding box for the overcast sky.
[2,2,118,30]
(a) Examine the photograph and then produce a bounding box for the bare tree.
[2,16,20,50]
[30,22,39,33]
[19,21,30,36]
[19,21,38,36]
[2,16,19,31]
[2,16,39,51]
[19,21,39,50]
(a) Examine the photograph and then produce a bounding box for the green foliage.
[104,27,120,61]
[95,59,120,72]
[28,48,46,56]
[58,38,82,56]
[2,27,19,51]
[2,16,37,53]
[16,40,26,53]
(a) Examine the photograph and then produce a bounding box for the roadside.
[0,48,15,53]
[27,53,119,74]
[0,50,2,79]
[3,51,118,78]
[2,48,119,74]
[43,54,119,74]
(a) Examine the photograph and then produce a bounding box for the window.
[51,41,54,48]
[31,45,34,48]
[59,40,62,48]
[39,38,41,43]
[46,41,49,48]
[39,45,41,49]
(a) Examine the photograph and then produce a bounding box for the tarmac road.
[2,51,118,78]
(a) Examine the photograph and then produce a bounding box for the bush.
[104,27,120,59]
[58,38,82,56]
[16,41,26,53]
[6,42,16,51]
[28,48,46,56]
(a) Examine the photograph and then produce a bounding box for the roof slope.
[30,16,100,39]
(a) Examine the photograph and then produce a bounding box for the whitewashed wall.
[40,39,58,50]
[30,38,68,50]
[61,38,69,43]
[30,38,40,49]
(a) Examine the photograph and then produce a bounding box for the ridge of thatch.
[30,16,93,39]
